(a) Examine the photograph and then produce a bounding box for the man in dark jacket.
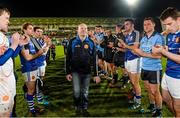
[66,23,100,117]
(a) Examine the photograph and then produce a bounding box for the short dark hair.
[95,25,102,28]
[144,17,155,24]
[22,23,33,30]
[34,26,43,32]
[160,7,179,21]
[125,19,134,25]
[0,6,10,16]
[116,24,124,29]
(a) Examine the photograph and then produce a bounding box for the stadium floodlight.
[123,0,139,17]
[125,0,139,7]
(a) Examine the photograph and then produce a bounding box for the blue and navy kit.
[140,31,164,71]
[66,36,97,75]
[165,31,180,79]
[125,30,140,61]
[36,38,46,67]
[20,39,38,73]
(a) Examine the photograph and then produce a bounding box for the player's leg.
[23,70,37,115]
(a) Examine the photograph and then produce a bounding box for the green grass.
[15,46,172,117]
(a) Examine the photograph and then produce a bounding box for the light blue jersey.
[94,32,104,52]
[140,32,164,71]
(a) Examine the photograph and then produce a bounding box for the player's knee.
[133,80,140,87]
[130,80,135,86]
[162,94,170,104]
[144,83,149,91]
[150,88,157,96]
[27,87,35,94]
[162,98,168,104]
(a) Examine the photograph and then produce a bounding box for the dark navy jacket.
[66,36,97,76]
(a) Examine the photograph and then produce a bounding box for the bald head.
[78,23,88,38]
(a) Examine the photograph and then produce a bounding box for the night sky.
[0,0,180,17]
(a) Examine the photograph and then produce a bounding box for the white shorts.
[0,93,14,113]
[0,58,15,113]
[161,73,180,99]
[44,61,47,67]
[125,58,141,73]
[37,65,46,77]
[23,70,38,82]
